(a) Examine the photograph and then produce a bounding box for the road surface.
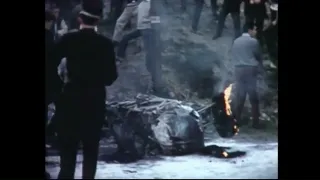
[46,133,278,179]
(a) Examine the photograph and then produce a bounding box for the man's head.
[51,4,60,19]
[77,0,103,26]
[243,21,257,38]
[45,10,56,30]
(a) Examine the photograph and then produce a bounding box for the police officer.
[45,10,61,179]
[52,0,118,178]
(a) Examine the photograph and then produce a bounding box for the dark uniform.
[213,0,242,40]
[46,25,63,140]
[52,1,118,177]
[46,10,62,179]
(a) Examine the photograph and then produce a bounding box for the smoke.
[152,0,271,99]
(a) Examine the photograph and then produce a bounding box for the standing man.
[212,0,242,40]
[138,0,163,93]
[231,22,264,129]
[243,0,271,45]
[45,10,62,179]
[191,0,218,33]
[51,4,69,41]
[264,0,277,59]
[52,0,118,178]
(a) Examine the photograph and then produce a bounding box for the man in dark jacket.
[212,0,242,40]
[243,0,271,45]
[52,0,118,178]
[46,11,62,110]
[45,10,61,180]
[264,0,277,59]
[231,21,264,129]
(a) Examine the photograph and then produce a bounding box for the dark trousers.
[181,0,187,11]
[45,103,50,179]
[192,0,218,31]
[264,24,278,59]
[46,91,57,179]
[46,89,59,139]
[234,66,260,125]
[111,0,125,23]
[163,0,187,10]
[215,9,241,39]
[211,0,218,17]
[55,86,105,179]
[117,30,141,58]
[245,16,264,45]
[141,29,162,89]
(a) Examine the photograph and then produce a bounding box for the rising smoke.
[154,0,270,99]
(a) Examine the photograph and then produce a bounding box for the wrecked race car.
[46,84,245,161]
[104,86,244,162]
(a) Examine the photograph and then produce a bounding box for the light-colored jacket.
[137,0,151,30]
[231,33,262,67]
[113,1,139,42]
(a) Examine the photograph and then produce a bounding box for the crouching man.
[231,22,265,129]
[52,0,118,178]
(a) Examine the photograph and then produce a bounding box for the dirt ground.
[46,130,278,179]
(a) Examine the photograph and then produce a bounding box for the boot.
[212,34,221,40]
[252,119,266,129]
[46,171,51,179]
[252,122,266,129]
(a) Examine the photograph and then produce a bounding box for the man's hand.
[272,20,277,26]
[57,30,65,37]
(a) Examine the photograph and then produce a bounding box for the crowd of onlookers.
[45,0,278,59]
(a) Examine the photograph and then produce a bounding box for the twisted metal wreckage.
[47,84,246,162]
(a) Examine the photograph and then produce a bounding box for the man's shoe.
[252,122,266,129]
[212,34,221,40]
